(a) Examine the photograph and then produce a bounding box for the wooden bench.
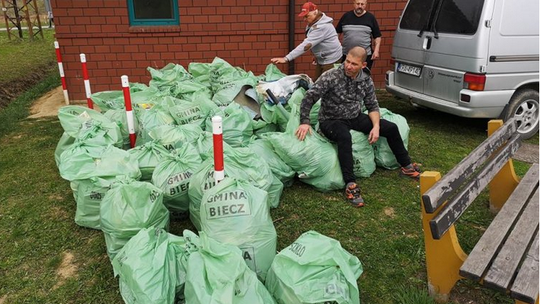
[420,118,539,304]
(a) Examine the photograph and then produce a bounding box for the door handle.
[423,36,432,50]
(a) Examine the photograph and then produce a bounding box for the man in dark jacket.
[295,47,420,206]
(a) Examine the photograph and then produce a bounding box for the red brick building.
[52,0,406,100]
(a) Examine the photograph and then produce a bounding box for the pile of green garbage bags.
[112,228,362,304]
[55,57,411,303]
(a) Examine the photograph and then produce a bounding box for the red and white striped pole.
[121,75,136,148]
[54,41,69,105]
[80,53,94,109]
[212,116,224,184]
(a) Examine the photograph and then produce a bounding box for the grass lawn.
[0,29,56,84]
[0,66,531,303]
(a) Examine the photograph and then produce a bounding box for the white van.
[385,0,539,138]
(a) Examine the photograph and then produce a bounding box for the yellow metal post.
[515,296,539,304]
[487,120,520,212]
[421,171,467,302]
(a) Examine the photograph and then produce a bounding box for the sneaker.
[345,182,364,207]
[400,163,422,180]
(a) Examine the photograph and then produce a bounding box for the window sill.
[129,25,181,33]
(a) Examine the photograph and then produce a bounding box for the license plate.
[397,63,422,77]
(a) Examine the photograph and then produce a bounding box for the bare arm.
[367,111,380,144]
[371,37,381,60]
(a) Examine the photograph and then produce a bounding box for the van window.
[434,0,484,35]
[400,0,484,35]
[400,0,434,31]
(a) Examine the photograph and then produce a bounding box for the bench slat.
[429,133,522,239]
[422,118,516,213]
[511,230,539,304]
[459,163,539,280]
[483,188,539,292]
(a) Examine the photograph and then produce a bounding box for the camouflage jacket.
[300,65,379,124]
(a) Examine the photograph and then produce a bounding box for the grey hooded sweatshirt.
[285,13,342,65]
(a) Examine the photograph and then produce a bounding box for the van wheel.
[504,89,539,139]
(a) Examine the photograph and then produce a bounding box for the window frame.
[127,0,180,26]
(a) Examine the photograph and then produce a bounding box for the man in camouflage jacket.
[295,47,421,206]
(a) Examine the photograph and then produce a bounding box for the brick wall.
[52,0,406,100]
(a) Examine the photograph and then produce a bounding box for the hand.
[295,124,312,141]
[271,57,287,64]
[368,126,380,144]
[371,51,380,60]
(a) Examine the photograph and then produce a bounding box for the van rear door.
[393,0,494,103]
[422,0,492,104]
[392,0,433,95]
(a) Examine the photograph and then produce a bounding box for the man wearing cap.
[271,2,342,80]
[336,0,382,71]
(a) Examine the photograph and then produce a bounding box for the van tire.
[503,89,539,139]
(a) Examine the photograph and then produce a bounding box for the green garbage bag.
[285,88,320,129]
[151,144,202,213]
[134,103,176,147]
[168,91,217,128]
[372,108,410,170]
[76,119,124,150]
[148,124,203,152]
[205,102,253,147]
[58,105,112,137]
[200,177,277,281]
[90,83,149,111]
[90,90,125,111]
[209,57,259,106]
[193,131,215,161]
[148,62,210,100]
[129,141,171,181]
[265,231,363,304]
[70,178,110,230]
[266,103,344,192]
[248,137,295,187]
[130,87,164,110]
[54,132,75,167]
[253,118,279,136]
[112,227,187,304]
[100,177,170,259]
[56,106,122,165]
[188,149,280,230]
[59,144,140,182]
[59,144,141,229]
[129,82,150,93]
[148,63,193,89]
[188,62,213,90]
[183,230,276,304]
[259,102,290,133]
[230,147,282,209]
[264,63,287,81]
[104,108,139,150]
[351,130,376,178]
[170,80,212,101]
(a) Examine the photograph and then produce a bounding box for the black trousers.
[319,113,411,184]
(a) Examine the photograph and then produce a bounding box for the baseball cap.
[298,2,318,17]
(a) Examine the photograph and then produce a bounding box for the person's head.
[299,2,319,24]
[344,47,367,78]
[353,0,368,16]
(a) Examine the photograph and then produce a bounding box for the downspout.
[288,0,295,74]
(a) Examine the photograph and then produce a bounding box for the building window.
[127,0,179,26]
